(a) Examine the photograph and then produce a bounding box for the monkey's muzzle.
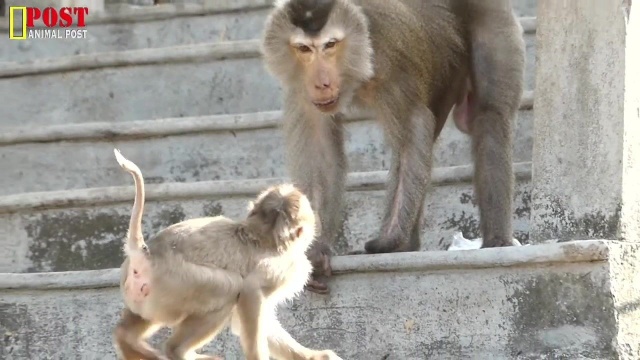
[313,97,339,112]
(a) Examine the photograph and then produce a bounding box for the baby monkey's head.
[247,184,317,253]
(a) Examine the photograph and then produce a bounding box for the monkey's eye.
[297,44,312,53]
[324,40,337,49]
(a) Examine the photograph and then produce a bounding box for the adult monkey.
[262,0,525,293]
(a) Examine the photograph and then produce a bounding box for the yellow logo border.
[9,7,28,40]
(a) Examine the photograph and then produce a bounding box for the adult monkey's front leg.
[261,0,373,292]
[282,95,347,294]
[365,106,436,254]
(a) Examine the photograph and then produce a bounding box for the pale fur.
[113,148,147,256]
[111,150,342,360]
[273,0,290,9]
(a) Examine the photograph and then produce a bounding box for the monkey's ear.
[295,226,304,239]
[273,214,302,251]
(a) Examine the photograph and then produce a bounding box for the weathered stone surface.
[0,177,532,273]
[1,241,636,360]
[0,48,275,127]
[530,0,640,243]
[0,0,537,61]
[0,6,270,62]
[608,243,640,359]
[0,109,533,195]
[0,31,536,127]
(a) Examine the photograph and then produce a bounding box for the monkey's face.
[262,0,374,114]
[291,34,344,114]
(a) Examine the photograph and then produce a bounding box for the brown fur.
[262,0,525,293]
[111,149,342,360]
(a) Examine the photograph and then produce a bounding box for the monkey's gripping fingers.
[312,249,332,278]
[305,243,332,294]
[309,241,332,276]
[305,278,329,295]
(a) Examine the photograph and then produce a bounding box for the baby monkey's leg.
[157,263,243,359]
[266,319,342,360]
[163,305,233,360]
[113,308,165,360]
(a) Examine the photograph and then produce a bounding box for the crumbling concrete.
[0,30,536,127]
[0,4,271,62]
[0,241,637,360]
[0,107,533,195]
[0,167,532,273]
[531,0,640,243]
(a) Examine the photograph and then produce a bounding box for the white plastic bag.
[447,232,522,251]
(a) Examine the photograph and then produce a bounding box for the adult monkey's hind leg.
[468,3,525,248]
[364,106,436,254]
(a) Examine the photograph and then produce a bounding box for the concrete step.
[1,240,637,359]
[0,41,269,127]
[0,163,532,273]
[1,0,538,63]
[0,2,271,63]
[0,95,532,195]
[0,18,537,127]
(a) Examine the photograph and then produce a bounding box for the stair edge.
[0,91,534,145]
[0,40,261,78]
[0,17,536,78]
[0,240,613,291]
[0,162,532,214]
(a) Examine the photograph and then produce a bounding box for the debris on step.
[447,231,524,251]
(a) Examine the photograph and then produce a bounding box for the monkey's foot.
[305,277,330,294]
[306,250,332,294]
[346,249,367,255]
[363,236,416,254]
[480,237,518,248]
[122,344,168,360]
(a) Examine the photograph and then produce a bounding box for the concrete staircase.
[1,1,639,359]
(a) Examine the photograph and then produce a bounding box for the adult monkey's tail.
[113,149,147,255]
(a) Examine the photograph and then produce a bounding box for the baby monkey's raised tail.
[113,149,147,255]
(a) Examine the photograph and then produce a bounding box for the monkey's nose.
[315,82,331,90]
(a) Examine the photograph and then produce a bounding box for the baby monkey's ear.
[247,201,256,215]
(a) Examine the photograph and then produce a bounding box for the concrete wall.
[1,241,631,360]
[530,0,640,243]
[0,107,533,195]
[0,168,532,273]
[0,5,271,62]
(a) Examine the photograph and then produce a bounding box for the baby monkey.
[111,149,342,360]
